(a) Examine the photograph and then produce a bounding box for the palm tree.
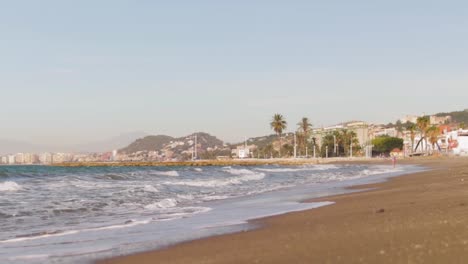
[395,120,404,138]
[416,116,430,153]
[297,117,312,156]
[426,126,441,153]
[270,114,287,157]
[406,123,417,153]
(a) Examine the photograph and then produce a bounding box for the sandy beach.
[99,157,468,264]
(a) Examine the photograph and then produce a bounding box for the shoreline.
[97,157,464,264]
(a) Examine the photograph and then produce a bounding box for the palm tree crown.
[297,117,312,136]
[270,114,287,136]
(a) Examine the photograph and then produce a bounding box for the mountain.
[119,132,229,160]
[119,135,174,154]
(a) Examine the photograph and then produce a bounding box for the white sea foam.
[164,172,265,188]
[0,230,79,244]
[90,219,152,231]
[143,185,159,193]
[8,254,50,261]
[202,195,231,201]
[0,181,21,192]
[154,206,212,221]
[152,171,179,177]
[177,194,195,201]
[145,198,178,210]
[194,168,203,172]
[255,167,310,173]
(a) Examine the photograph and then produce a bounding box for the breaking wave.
[152,171,179,177]
[145,198,178,210]
[0,181,21,192]
[164,172,265,188]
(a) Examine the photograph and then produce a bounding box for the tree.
[460,122,466,129]
[395,120,404,137]
[270,114,287,157]
[405,123,417,153]
[320,133,335,157]
[262,144,276,159]
[297,117,312,156]
[426,126,441,153]
[416,116,430,153]
[339,129,358,157]
[372,136,404,155]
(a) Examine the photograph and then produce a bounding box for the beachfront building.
[310,121,371,157]
[232,145,256,159]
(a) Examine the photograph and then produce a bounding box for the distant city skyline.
[1,1,467,147]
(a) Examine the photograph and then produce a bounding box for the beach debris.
[375,208,385,213]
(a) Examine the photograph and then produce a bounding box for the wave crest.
[0,181,21,192]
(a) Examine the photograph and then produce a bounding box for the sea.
[0,163,424,263]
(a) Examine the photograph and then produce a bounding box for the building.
[399,115,419,124]
[232,145,256,159]
[39,153,53,164]
[15,153,24,164]
[430,115,451,125]
[8,155,15,164]
[311,121,371,150]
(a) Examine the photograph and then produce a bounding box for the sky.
[0,0,467,146]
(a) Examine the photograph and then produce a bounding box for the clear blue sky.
[1,0,467,145]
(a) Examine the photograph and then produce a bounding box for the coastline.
[97,157,468,264]
[54,157,375,167]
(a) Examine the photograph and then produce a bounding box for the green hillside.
[119,135,174,154]
[435,109,468,123]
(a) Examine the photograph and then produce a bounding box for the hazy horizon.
[1,1,468,149]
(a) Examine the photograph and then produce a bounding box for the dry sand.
[99,157,468,264]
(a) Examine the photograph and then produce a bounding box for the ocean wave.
[91,173,128,181]
[177,194,195,201]
[153,206,212,221]
[52,208,88,215]
[144,198,178,210]
[255,167,310,173]
[143,185,159,193]
[164,171,265,188]
[0,212,13,219]
[0,181,21,192]
[151,171,179,177]
[201,195,231,201]
[0,230,79,244]
[90,219,152,231]
[194,168,203,172]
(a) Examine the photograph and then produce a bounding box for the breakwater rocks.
[53,158,379,167]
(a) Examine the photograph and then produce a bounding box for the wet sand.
[99,157,468,264]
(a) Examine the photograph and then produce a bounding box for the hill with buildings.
[435,109,468,124]
[118,132,229,161]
